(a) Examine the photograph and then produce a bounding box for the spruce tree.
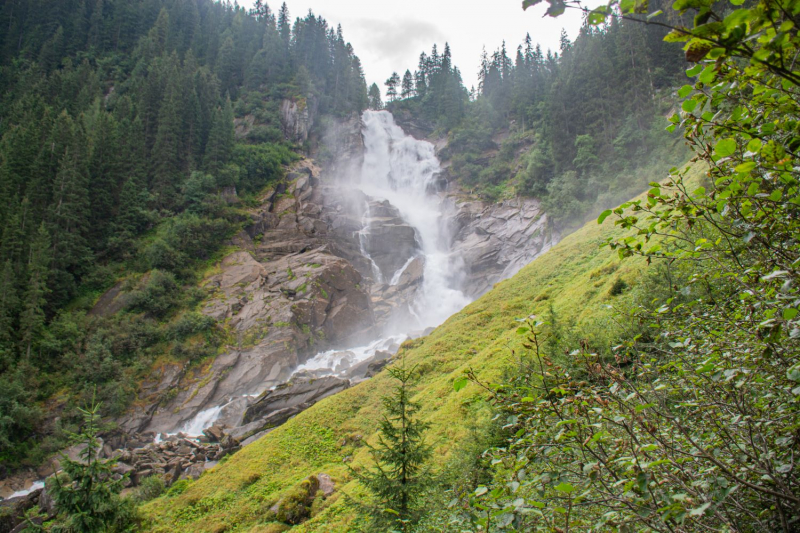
[19,223,51,361]
[400,70,414,99]
[203,96,235,174]
[385,72,400,103]
[0,260,18,353]
[49,397,135,532]
[151,62,184,208]
[368,83,383,110]
[353,361,431,531]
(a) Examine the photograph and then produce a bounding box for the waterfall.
[296,110,472,376]
[359,110,471,328]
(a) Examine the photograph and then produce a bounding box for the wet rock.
[243,376,350,428]
[360,200,420,281]
[0,489,41,533]
[203,425,225,443]
[345,350,392,380]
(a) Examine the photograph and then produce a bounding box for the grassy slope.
[141,178,673,531]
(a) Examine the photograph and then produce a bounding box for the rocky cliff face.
[448,196,557,297]
[280,97,318,144]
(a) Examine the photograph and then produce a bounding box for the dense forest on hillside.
[381,3,690,224]
[0,0,366,469]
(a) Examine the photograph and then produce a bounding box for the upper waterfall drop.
[359,110,471,330]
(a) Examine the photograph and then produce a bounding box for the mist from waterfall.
[359,110,471,331]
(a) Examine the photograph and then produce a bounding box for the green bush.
[168,312,216,341]
[275,476,319,525]
[125,270,181,318]
[132,475,165,503]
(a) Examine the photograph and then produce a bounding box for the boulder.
[317,473,335,497]
[203,425,225,443]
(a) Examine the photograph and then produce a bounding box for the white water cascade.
[296,110,471,373]
[360,110,471,327]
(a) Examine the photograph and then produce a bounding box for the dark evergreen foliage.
[353,361,432,531]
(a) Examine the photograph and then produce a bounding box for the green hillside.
[140,164,681,531]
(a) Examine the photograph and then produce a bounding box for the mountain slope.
[141,167,705,532]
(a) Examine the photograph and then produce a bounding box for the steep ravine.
[0,110,558,505]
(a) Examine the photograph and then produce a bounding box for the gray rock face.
[360,199,420,282]
[241,376,350,435]
[448,196,558,297]
[280,97,317,143]
[315,113,364,180]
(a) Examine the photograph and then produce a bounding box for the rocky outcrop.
[237,376,350,444]
[448,196,557,297]
[389,107,437,140]
[280,98,317,144]
[314,113,364,180]
[360,199,420,282]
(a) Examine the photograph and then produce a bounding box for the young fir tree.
[352,361,431,531]
[49,397,136,532]
[368,83,383,110]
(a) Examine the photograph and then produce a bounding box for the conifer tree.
[203,96,235,174]
[49,397,135,531]
[385,72,400,103]
[368,83,383,110]
[0,260,18,352]
[400,70,414,99]
[19,224,50,361]
[278,3,291,45]
[353,361,431,531]
[151,64,184,207]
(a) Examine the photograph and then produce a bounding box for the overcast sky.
[243,0,602,92]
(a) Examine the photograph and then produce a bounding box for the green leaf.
[474,486,488,497]
[715,138,737,157]
[522,0,544,9]
[682,98,698,112]
[587,10,607,24]
[598,209,613,224]
[784,308,798,321]
[555,482,577,493]
[545,0,566,17]
[678,85,694,98]
[686,63,704,76]
[453,376,468,392]
[689,502,712,516]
